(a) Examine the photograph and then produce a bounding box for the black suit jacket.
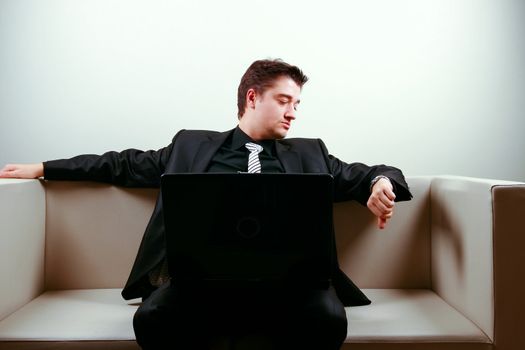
[44,128,412,306]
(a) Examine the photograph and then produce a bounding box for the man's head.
[237,59,308,140]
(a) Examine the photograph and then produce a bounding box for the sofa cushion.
[0,289,139,347]
[346,289,489,343]
[0,288,490,349]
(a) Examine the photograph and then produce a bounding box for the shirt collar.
[232,126,276,155]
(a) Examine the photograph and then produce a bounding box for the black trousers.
[133,280,347,350]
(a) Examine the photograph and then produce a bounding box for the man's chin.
[275,128,289,139]
[275,132,288,139]
[263,129,288,140]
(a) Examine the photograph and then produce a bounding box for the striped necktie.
[245,142,263,173]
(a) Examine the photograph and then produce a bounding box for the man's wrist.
[36,163,44,178]
[370,175,391,193]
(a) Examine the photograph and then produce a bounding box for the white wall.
[1,0,524,181]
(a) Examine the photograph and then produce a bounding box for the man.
[0,59,412,349]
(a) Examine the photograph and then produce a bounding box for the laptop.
[160,173,335,289]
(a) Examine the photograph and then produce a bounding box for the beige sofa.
[0,176,524,350]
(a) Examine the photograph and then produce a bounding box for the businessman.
[1,58,412,349]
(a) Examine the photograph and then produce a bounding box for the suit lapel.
[276,141,303,173]
[189,131,303,173]
[190,129,234,172]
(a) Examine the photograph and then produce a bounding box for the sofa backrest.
[43,176,432,290]
[335,176,431,289]
[44,181,157,290]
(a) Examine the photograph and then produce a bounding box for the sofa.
[0,176,524,350]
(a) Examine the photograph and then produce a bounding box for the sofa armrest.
[492,182,525,349]
[430,175,525,344]
[0,179,46,321]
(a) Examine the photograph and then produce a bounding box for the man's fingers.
[377,197,394,212]
[368,198,394,217]
[0,165,16,177]
[369,201,394,229]
[377,217,387,229]
[384,187,396,202]
[379,190,395,208]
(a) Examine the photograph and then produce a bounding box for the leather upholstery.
[0,176,523,349]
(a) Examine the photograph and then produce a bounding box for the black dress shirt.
[206,127,284,173]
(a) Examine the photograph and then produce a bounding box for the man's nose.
[285,105,296,120]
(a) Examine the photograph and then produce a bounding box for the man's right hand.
[0,163,44,179]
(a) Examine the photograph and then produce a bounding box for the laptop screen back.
[161,173,334,288]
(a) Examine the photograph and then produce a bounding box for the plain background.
[1,0,524,181]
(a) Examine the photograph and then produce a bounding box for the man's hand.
[0,163,44,179]
[367,177,396,229]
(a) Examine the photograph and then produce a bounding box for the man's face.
[251,76,301,140]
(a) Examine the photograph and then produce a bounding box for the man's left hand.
[367,178,396,229]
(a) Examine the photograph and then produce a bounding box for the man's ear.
[247,89,257,109]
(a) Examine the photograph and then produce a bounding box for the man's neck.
[237,123,264,141]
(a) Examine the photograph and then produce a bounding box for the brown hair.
[237,59,308,118]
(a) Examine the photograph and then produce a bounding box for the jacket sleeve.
[42,133,179,188]
[318,139,413,205]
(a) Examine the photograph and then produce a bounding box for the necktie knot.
[245,142,263,173]
[245,142,263,154]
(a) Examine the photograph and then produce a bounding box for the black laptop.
[160,173,335,289]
